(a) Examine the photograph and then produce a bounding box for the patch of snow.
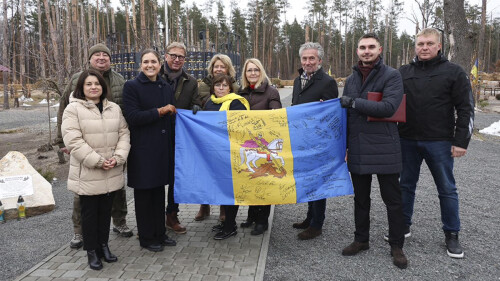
[479,120,500,137]
[50,117,57,123]
[51,103,60,107]
[39,99,48,104]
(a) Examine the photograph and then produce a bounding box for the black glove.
[340,96,355,108]
[192,104,202,115]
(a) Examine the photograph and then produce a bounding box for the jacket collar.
[137,71,163,84]
[160,63,188,81]
[69,96,110,110]
[240,80,268,95]
[411,52,446,68]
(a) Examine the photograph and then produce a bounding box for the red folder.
[366,92,406,122]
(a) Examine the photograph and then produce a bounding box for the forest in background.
[0,0,499,91]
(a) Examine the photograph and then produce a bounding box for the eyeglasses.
[214,83,229,88]
[167,53,186,61]
[246,68,260,74]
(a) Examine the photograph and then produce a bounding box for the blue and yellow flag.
[174,99,353,205]
[471,59,478,82]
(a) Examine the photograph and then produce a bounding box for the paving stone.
[50,256,73,263]
[199,276,218,281]
[119,257,136,264]
[160,264,185,273]
[173,273,192,281]
[219,254,235,261]
[57,263,80,270]
[188,273,203,281]
[135,271,153,279]
[239,267,256,276]
[83,269,101,278]
[19,277,38,281]
[85,278,110,281]
[30,269,56,277]
[49,269,65,278]
[123,264,148,271]
[97,268,124,279]
[53,278,78,281]
[208,260,224,268]
[230,276,254,281]
[61,270,86,278]
[216,268,240,276]
[222,261,235,268]
[38,262,55,270]
[134,256,157,264]
[33,277,52,281]
[162,272,177,281]
[150,271,166,280]
[217,276,231,281]
[119,270,138,279]
[173,259,195,267]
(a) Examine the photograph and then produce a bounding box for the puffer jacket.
[62,97,130,195]
[199,75,240,105]
[343,58,403,175]
[56,68,126,146]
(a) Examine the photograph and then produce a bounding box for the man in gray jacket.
[339,33,407,269]
[56,43,132,249]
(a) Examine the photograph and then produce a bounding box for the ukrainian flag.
[471,59,478,82]
[174,98,353,205]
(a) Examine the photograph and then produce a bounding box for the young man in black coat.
[291,42,338,240]
[339,33,407,269]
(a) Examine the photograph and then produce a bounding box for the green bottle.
[0,200,5,223]
[17,195,26,220]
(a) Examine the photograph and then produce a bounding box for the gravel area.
[264,111,500,280]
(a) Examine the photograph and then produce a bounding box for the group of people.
[55,26,474,271]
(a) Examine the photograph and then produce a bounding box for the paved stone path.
[15,201,273,281]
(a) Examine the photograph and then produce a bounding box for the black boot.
[100,244,118,263]
[87,250,103,270]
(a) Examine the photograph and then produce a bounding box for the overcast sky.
[110,0,500,36]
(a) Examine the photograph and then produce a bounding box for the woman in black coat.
[205,74,250,240]
[122,49,177,252]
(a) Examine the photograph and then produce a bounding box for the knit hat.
[88,43,111,60]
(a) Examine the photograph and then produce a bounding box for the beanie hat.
[88,43,111,60]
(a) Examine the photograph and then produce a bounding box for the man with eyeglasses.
[291,42,339,240]
[159,42,202,234]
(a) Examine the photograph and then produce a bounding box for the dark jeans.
[134,186,167,246]
[400,138,460,232]
[73,187,128,234]
[80,191,116,251]
[351,173,405,248]
[166,184,179,214]
[305,199,326,229]
[246,205,271,225]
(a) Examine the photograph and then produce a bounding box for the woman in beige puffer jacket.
[62,69,130,271]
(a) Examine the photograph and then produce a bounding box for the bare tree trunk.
[254,0,259,58]
[81,3,88,67]
[443,0,475,99]
[64,1,72,76]
[96,0,100,42]
[43,0,61,80]
[131,0,137,51]
[2,0,8,108]
[88,3,93,46]
[478,0,486,71]
[11,4,17,85]
[72,0,81,70]
[125,3,131,53]
[140,0,146,49]
[383,15,388,60]
[20,0,26,96]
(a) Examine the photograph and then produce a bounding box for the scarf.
[357,57,380,83]
[164,62,183,89]
[210,93,250,111]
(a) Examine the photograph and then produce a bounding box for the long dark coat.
[343,58,404,175]
[122,72,175,189]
